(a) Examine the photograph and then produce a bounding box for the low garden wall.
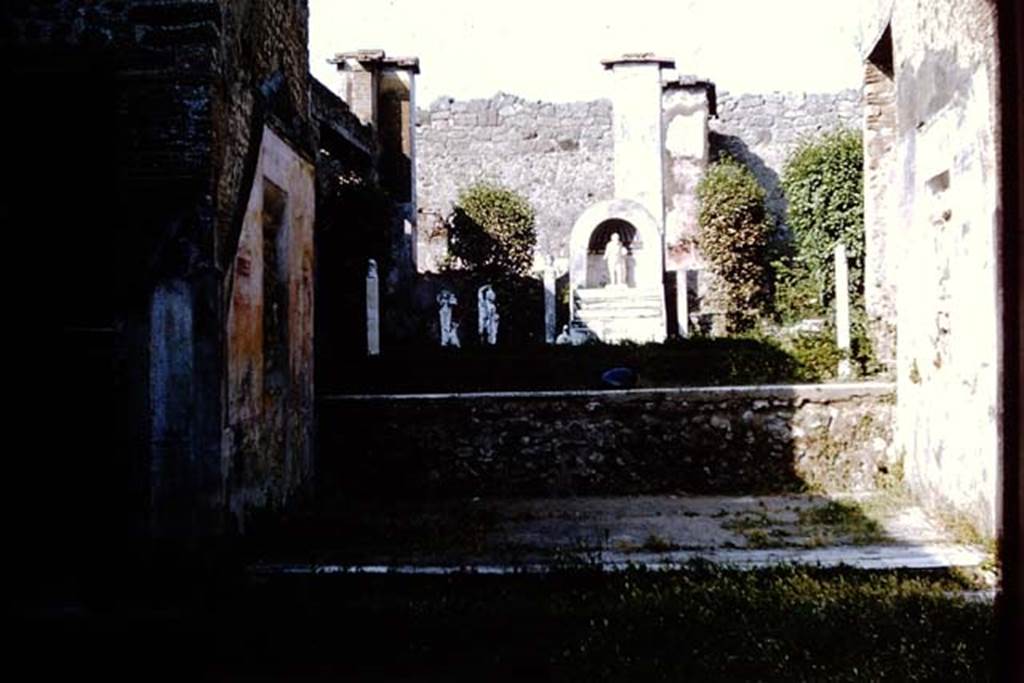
[320,383,896,498]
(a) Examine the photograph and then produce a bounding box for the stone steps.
[575,287,663,307]
[573,287,666,343]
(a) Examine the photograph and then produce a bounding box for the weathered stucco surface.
[607,61,669,227]
[871,0,1001,537]
[662,84,712,271]
[226,126,316,528]
[321,384,896,499]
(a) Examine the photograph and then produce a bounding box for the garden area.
[327,336,854,394]
[325,128,881,395]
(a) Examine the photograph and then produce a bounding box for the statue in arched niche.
[603,232,628,287]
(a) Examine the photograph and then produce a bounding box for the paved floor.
[255,492,992,576]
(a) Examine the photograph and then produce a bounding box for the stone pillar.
[331,50,421,289]
[835,243,852,379]
[543,266,557,343]
[662,77,715,272]
[149,279,196,535]
[601,54,675,227]
[675,269,689,338]
[328,49,384,126]
[366,259,380,355]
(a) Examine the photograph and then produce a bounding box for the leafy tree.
[447,182,536,277]
[778,129,864,318]
[697,156,774,332]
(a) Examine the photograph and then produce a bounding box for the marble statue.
[604,232,628,287]
[555,322,594,346]
[436,289,460,348]
[477,284,499,345]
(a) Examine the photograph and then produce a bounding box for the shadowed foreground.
[16,562,992,681]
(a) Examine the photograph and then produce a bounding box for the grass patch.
[801,500,881,532]
[215,563,993,681]
[717,498,891,548]
[722,511,780,531]
[798,499,887,545]
[743,527,791,548]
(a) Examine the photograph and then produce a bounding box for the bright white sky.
[309,0,866,105]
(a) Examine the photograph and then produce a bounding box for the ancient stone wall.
[321,384,896,499]
[9,0,228,540]
[8,0,321,537]
[415,89,862,264]
[863,53,899,370]
[416,93,615,262]
[214,0,316,264]
[878,0,1001,538]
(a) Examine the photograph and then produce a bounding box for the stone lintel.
[663,75,718,118]
[663,74,715,89]
[330,50,421,74]
[601,53,676,70]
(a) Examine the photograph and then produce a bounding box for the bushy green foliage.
[697,156,774,332]
[777,129,865,319]
[786,329,843,381]
[447,182,537,277]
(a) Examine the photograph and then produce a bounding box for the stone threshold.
[321,381,896,403]
[250,542,986,576]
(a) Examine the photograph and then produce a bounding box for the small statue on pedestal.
[477,284,499,345]
[437,289,460,348]
[604,232,627,287]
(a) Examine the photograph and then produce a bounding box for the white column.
[835,243,851,379]
[676,269,689,337]
[366,259,380,355]
[608,61,667,226]
[544,266,557,344]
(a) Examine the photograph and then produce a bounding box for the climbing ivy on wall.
[697,156,774,332]
[777,129,865,321]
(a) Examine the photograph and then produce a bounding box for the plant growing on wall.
[697,156,774,332]
[446,182,537,277]
[777,129,865,320]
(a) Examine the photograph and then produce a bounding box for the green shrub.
[778,129,864,319]
[447,182,537,277]
[696,156,774,332]
[786,330,842,381]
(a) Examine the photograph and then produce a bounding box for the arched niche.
[586,219,641,287]
[569,199,663,293]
